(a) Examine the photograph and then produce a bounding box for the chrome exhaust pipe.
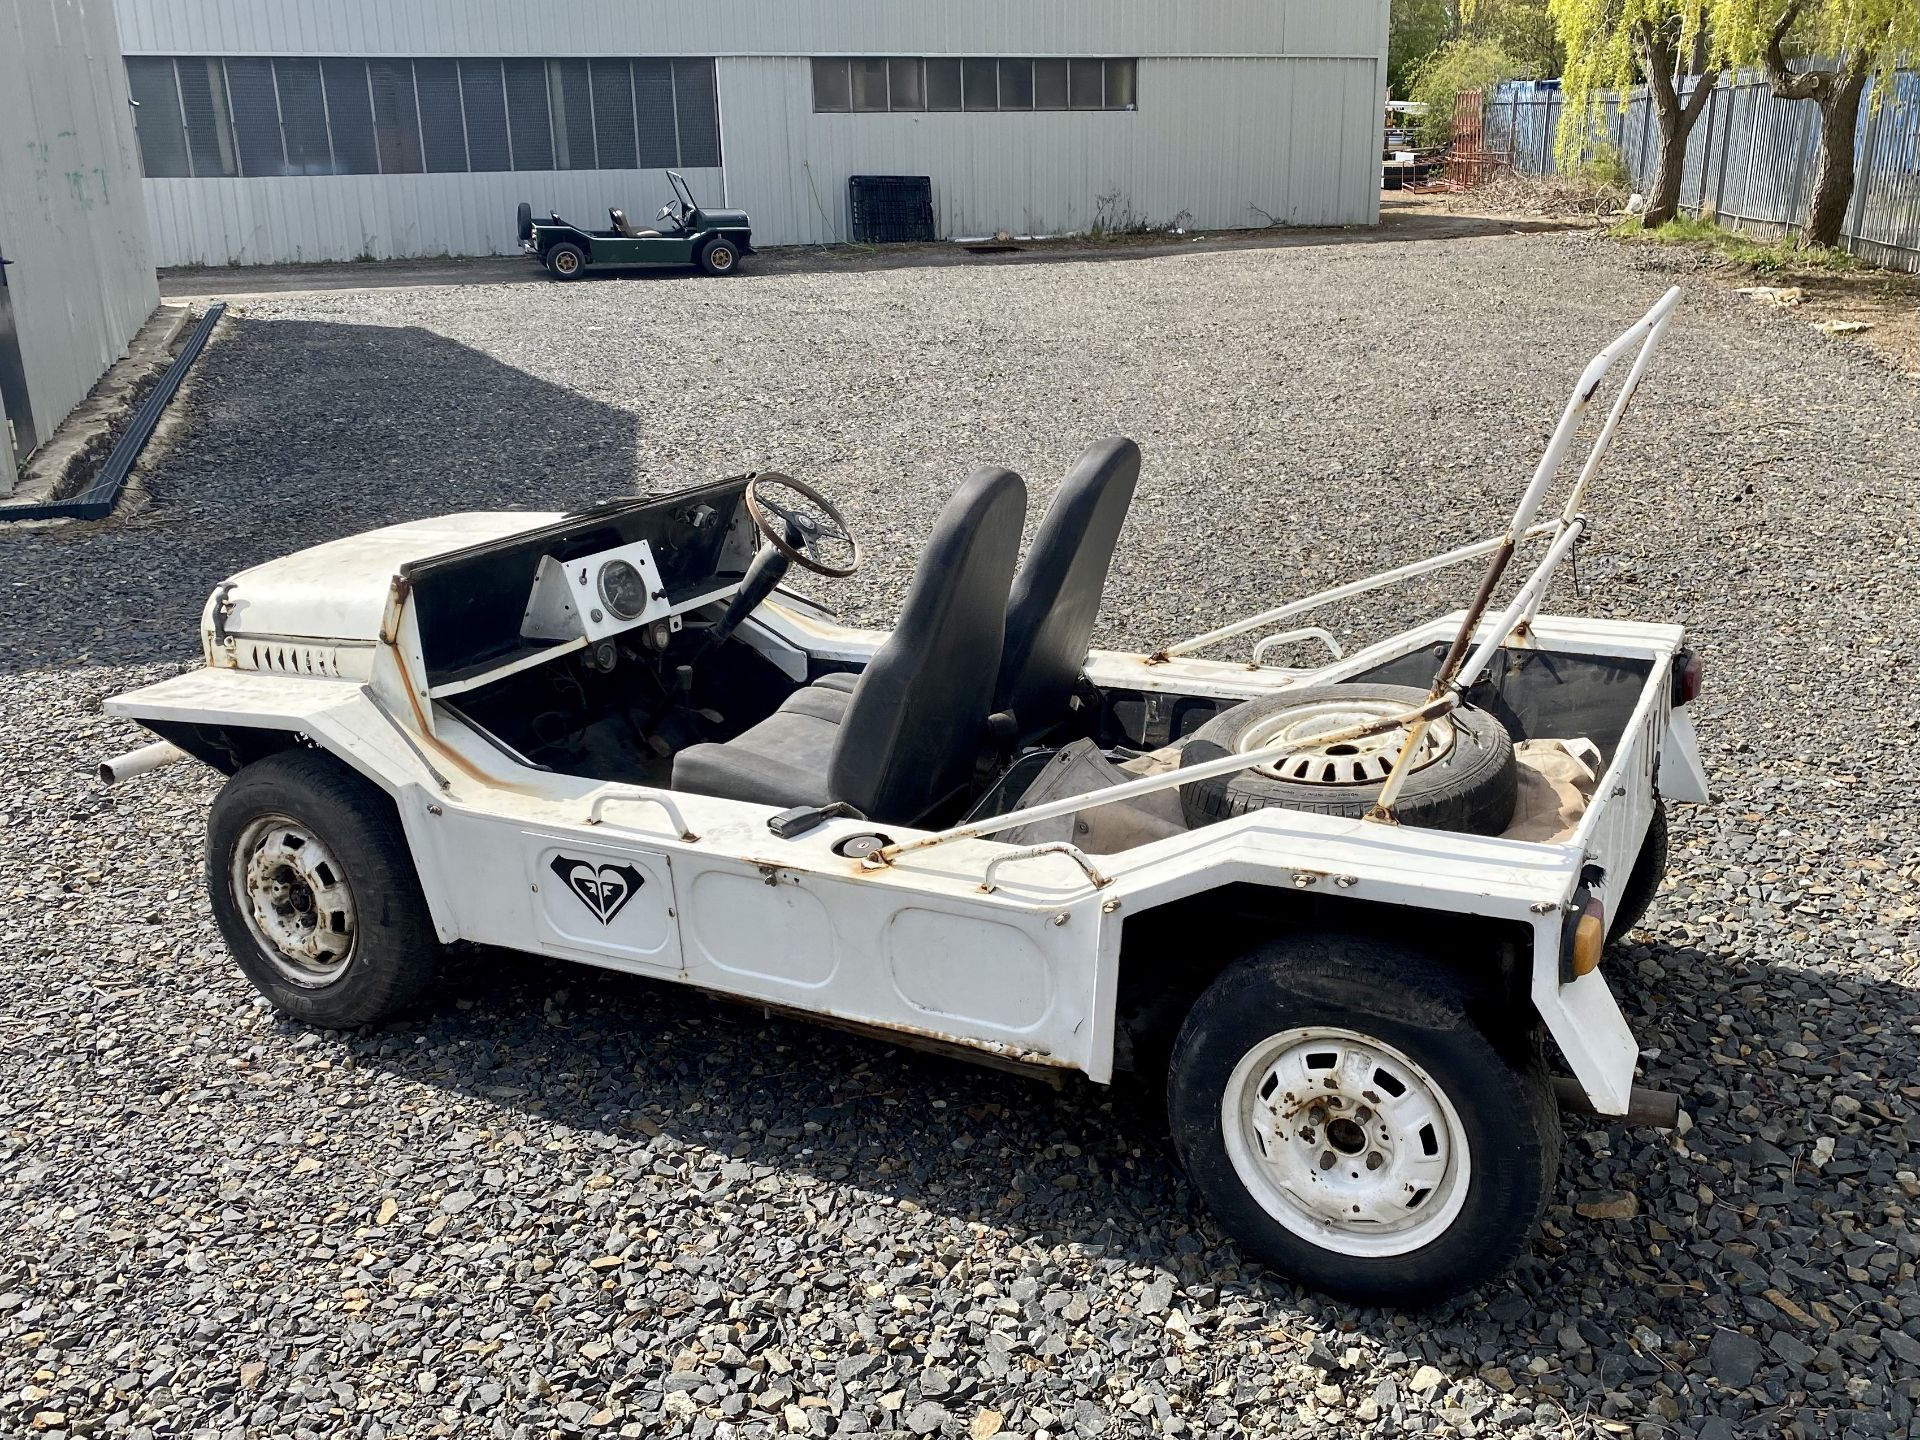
[98,740,188,786]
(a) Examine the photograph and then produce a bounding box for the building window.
[812,57,1136,113]
[926,60,963,112]
[998,60,1034,111]
[126,56,722,178]
[889,58,925,111]
[415,60,468,174]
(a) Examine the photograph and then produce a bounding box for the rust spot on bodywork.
[738,996,1073,1085]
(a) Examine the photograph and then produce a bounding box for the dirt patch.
[1610,241,1920,378]
[1720,269,1918,377]
[3,304,194,510]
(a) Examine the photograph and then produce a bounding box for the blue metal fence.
[1487,69,1920,273]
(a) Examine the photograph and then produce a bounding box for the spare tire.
[1179,683,1517,835]
[517,201,534,243]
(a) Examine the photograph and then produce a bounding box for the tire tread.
[1166,932,1559,1306]
[207,749,439,1027]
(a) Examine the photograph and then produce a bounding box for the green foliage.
[1462,0,1567,75]
[1392,0,1560,101]
[1548,0,1715,167]
[1575,141,1633,188]
[1707,0,1919,91]
[1390,0,1453,96]
[1615,215,1858,271]
[1407,38,1534,147]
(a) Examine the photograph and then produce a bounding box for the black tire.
[697,237,739,275]
[546,242,587,280]
[1167,933,1561,1307]
[516,201,533,243]
[1607,800,1668,944]
[207,748,440,1028]
[1179,683,1517,835]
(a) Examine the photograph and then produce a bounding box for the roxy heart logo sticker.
[550,856,645,925]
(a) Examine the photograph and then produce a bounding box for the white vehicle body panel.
[215,512,559,646]
[108,589,1697,1112]
[107,288,1707,1116]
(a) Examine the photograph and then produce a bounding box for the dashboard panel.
[403,476,757,688]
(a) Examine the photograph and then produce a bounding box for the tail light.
[1672,649,1702,706]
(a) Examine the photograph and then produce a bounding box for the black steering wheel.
[656,201,685,231]
[745,473,862,578]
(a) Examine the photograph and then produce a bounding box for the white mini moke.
[103,290,1704,1305]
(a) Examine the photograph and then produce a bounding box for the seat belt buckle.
[767,801,867,839]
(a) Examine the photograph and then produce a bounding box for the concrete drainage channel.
[0,301,225,523]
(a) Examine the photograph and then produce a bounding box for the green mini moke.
[518,171,752,280]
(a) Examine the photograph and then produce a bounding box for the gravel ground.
[3,231,1918,1440]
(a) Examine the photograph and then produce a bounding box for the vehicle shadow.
[0,314,646,674]
[328,922,1920,1432]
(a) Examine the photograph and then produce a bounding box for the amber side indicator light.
[1560,886,1608,982]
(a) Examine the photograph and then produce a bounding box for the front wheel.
[697,237,739,276]
[207,748,441,1027]
[1167,933,1560,1306]
[545,242,587,279]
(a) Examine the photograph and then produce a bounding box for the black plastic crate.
[848,175,935,244]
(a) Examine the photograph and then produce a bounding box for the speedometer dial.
[597,559,649,620]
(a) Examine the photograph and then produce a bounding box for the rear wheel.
[546,242,587,280]
[697,237,739,276]
[207,749,440,1027]
[1608,800,1668,943]
[1167,933,1560,1306]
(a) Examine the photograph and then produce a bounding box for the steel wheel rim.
[1238,698,1454,786]
[555,251,579,274]
[1220,1026,1471,1257]
[710,245,734,269]
[231,814,358,987]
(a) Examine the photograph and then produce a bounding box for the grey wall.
[721,55,1382,246]
[115,0,1384,64]
[117,0,1390,264]
[0,0,158,483]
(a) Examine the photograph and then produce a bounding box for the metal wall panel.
[0,0,158,482]
[122,1,1389,264]
[116,0,1379,60]
[142,168,728,265]
[715,55,1380,246]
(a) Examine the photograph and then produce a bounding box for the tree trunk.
[1801,64,1869,249]
[1632,20,1718,230]
[1642,107,1687,227]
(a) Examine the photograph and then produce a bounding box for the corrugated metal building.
[1,0,158,491]
[114,0,1389,266]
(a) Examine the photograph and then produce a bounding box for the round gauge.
[596,559,649,621]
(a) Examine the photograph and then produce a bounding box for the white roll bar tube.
[1149,286,1683,672]
[1148,524,1558,665]
[870,288,1684,871]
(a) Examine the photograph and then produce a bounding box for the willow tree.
[1548,0,1720,226]
[1709,0,1918,248]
